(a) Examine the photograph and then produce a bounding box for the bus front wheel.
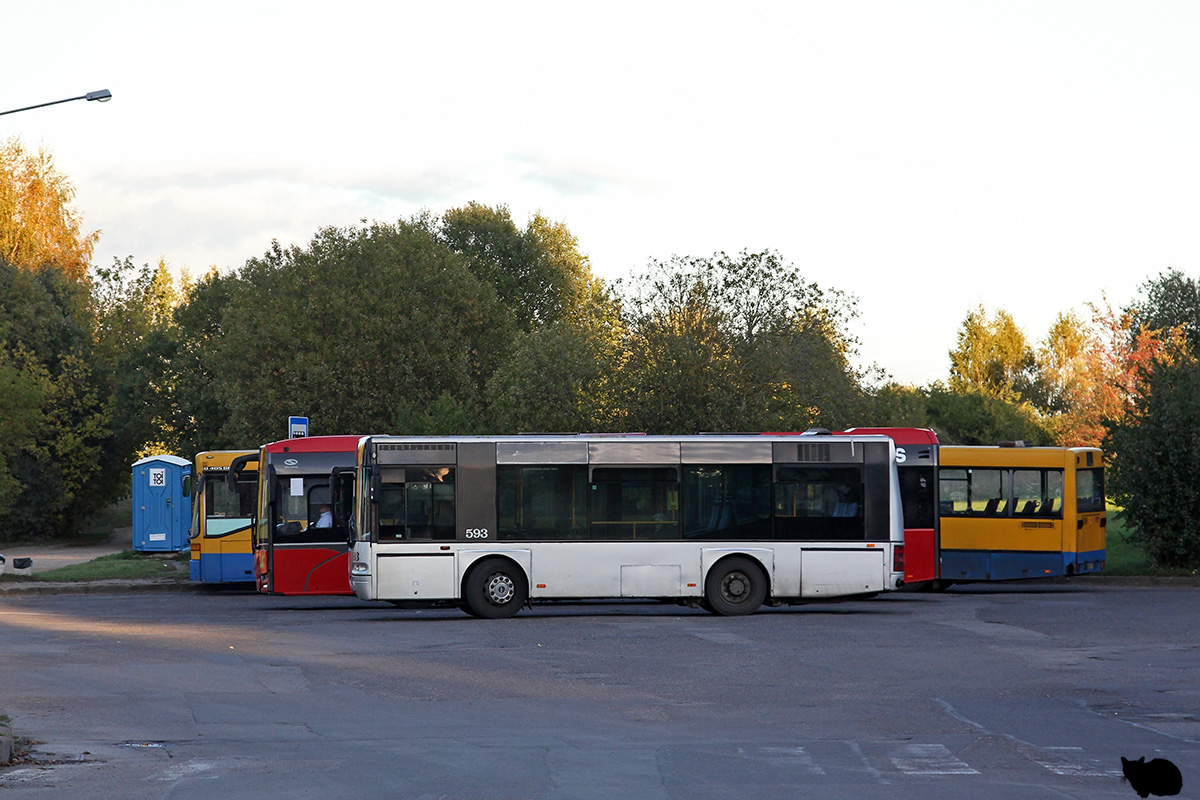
[704,557,767,616]
[464,558,527,619]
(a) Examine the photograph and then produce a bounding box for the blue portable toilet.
[132,455,193,552]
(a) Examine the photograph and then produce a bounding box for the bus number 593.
[464,529,489,539]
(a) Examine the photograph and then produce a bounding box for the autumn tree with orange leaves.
[1037,299,1189,447]
[0,138,97,280]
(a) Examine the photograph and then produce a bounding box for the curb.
[1063,575,1200,587]
[945,575,1200,588]
[0,715,10,765]
[0,578,199,596]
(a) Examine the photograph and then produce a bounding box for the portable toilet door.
[132,455,193,552]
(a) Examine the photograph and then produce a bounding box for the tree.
[1125,268,1200,349]
[948,305,1038,404]
[617,251,868,433]
[91,256,192,459]
[0,259,112,539]
[1032,309,1112,447]
[924,383,1052,445]
[160,205,613,447]
[1105,356,1200,568]
[168,269,238,454]
[1086,297,1189,428]
[619,261,738,433]
[1100,271,1199,567]
[486,305,626,434]
[0,346,45,519]
[0,138,97,280]
[211,220,511,443]
[1035,311,1090,414]
[0,139,136,539]
[859,382,931,429]
[856,380,1052,445]
[437,203,600,331]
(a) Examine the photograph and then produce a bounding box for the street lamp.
[0,89,113,117]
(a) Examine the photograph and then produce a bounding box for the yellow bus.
[937,445,1106,581]
[189,450,259,583]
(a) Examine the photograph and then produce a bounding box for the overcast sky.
[5,1,1198,386]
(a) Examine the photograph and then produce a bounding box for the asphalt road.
[1,583,1197,799]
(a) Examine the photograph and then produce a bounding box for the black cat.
[1121,756,1182,798]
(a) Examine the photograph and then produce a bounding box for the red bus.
[253,435,360,595]
[839,428,940,585]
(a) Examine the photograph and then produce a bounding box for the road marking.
[937,699,1124,777]
[847,739,892,785]
[1036,746,1122,777]
[889,743,980,775]
[153,761,221,781]
[737,746,825,774]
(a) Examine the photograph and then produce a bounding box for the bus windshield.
[205,475,256,535]
[273,475,343,544]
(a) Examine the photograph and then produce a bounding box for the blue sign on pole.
[288,416,309,438]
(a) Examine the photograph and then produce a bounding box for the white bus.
[345,433,905,618]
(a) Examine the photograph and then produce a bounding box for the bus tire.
[464,558,527,619]
[704,557,767,616]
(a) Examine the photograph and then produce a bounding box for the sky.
[5,1,1199,386]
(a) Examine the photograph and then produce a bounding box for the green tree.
[948,306,1039,404]
[1035,311,1090,415]
[212,220,510,443]
[487,313,627,434]
[169,269,238,454]
[924,383,1052,445]
[1106,356,1200,568]
[91,256,192,459]
[618,251,867,433]
[0,259,112,539]
[859,382,932,429]
[1125,268,1200,349]
[0,346,45,518]
[856,381,1052,445]
[437,203,600,331]
[620,262,737,433]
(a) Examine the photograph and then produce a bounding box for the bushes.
[1106,358,1200,569]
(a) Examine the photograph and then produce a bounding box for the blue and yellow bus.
[189,450,259,583]
[937,444,1106,581]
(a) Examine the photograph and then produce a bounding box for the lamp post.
[0,90,113,117]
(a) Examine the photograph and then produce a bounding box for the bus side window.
[773,466,864,540]
[968,469,1005,516]
[1013,469,1039,517]
[938,469,968,516]
[589,467,680,540]
[1043,470,1064,517]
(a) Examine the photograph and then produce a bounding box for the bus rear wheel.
[704,557,767,616]
[464,558,527,619]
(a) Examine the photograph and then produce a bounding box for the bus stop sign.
[288,416,309,438]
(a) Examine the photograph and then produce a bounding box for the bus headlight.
[351,562,369,575]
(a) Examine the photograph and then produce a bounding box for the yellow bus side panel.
[939,517,1064,553]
